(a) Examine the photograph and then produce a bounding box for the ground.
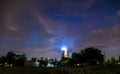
[0,66,120,74]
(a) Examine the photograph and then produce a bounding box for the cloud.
[0,0,120,59]
[82,24,120,45]
[0,0,31,40]
[33,12,55,34]
[117,10,120,16]
[0,0,76,58]
[70,24,120,59]
[80,24,120,58]
[52,0,96,18]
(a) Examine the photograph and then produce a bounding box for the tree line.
[0,47,120,67]
[60,47,120,66]
[60,47,104,66]
[0,51,26,67]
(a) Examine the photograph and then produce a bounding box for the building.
[61,47,68,58]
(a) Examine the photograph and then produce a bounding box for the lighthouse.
[61,46,68,58]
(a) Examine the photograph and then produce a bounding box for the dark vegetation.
[0,51,26,67]
[0,66,120,74]
[1,47,120,67]
[67,47,104,66]
[0,47,120,73]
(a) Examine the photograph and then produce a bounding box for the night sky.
[0,0,120,60]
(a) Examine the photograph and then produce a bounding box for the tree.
[0,56,6,65]
[118,55,120,63]
[6,51,15,65]
[15,54,27,66]
[31,57,37,62]
[6,51,26,66]
[79,47,104,65]
[68,53,81,66]
[53,58,58,67]
[104,59,111,65]
[111,57,116,65]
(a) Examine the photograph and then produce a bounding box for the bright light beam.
[61,46,67,51]
[61,46,68,57]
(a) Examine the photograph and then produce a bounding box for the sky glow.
[0,0,120,60]
[61,46,67,51]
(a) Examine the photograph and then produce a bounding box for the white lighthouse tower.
[61,46,68,58]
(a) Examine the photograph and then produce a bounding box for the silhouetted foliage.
[16,54,26,66]
[31,57,37,62]
[68,47,104,66]
[0,56,6,65]
[59,57,69,67]
[104,57,120,65]
[6,51,15,65]
[80,47,104,65]
[104,59,111,65]
[53,58,58,66]
[39,57,48,67]
[0,51,26,67]
[111,57,116,65]
[68,53,81,66]
[118,55,120,63]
